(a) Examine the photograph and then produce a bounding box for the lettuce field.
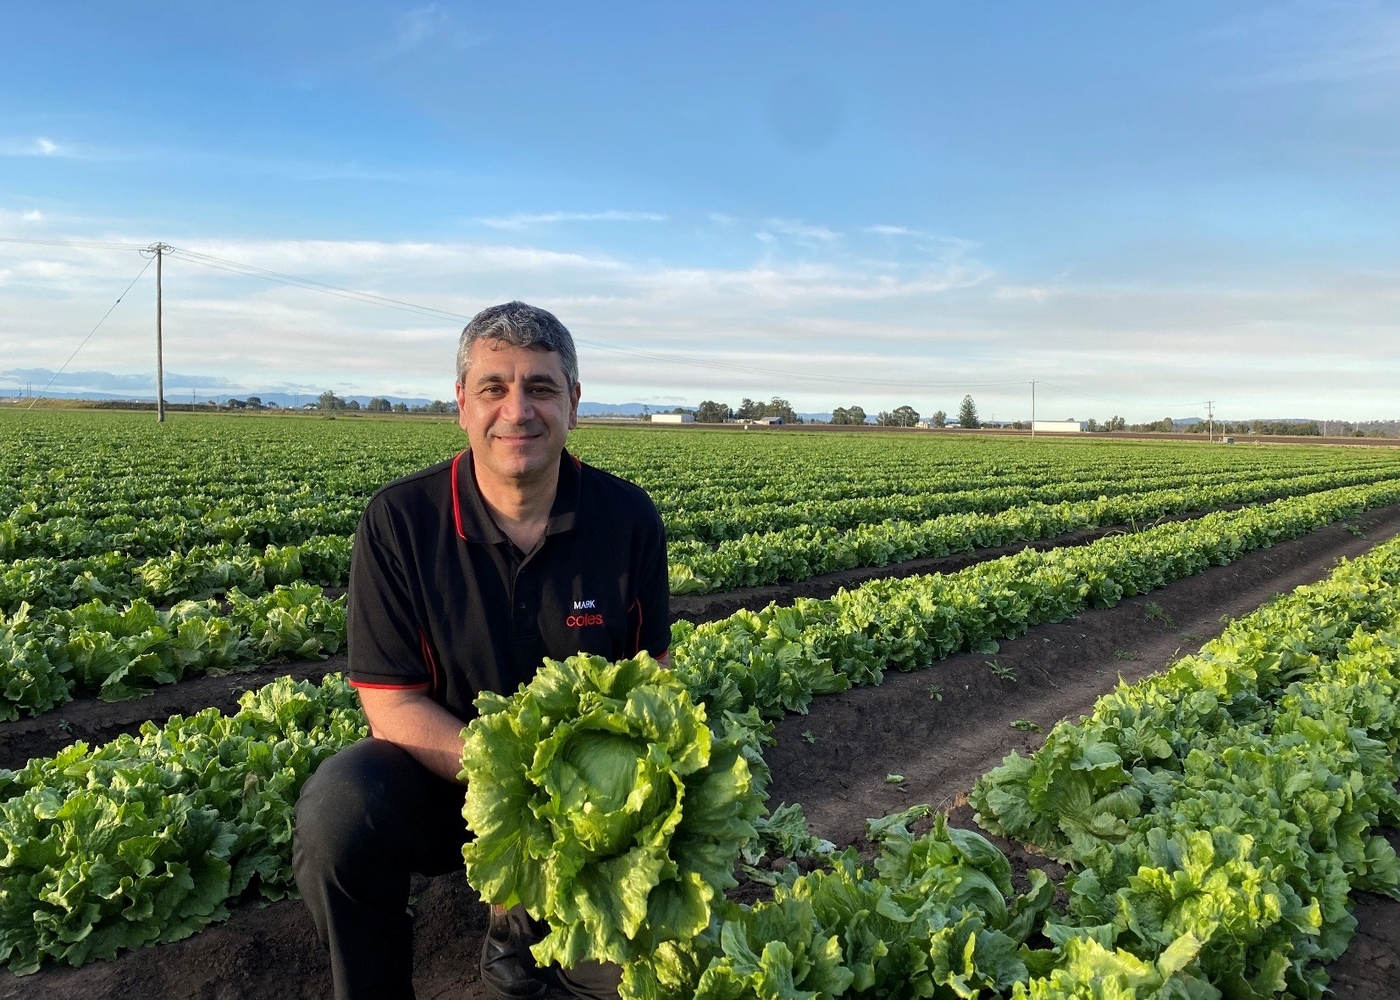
[3,408,1400,999]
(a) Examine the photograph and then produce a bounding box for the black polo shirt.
[346,448,670,722]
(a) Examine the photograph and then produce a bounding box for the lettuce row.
[0,499,363,562]
[670,478,1400,721]
[0,674,367,974]
[622,807,1214,1000]
[667,469,1400,594]
[2,474,1399,977]
[660,463,1400,545]
[0,534,354,616]
[0,585,346,720]
[970,533,1400,999]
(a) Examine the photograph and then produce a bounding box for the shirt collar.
[454,449,581,544]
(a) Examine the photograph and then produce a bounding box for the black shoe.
[481,907,548,1000]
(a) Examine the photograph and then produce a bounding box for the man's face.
[455,339,580,487]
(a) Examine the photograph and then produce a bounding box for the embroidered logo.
[566,613,605,628]
[573,599,597,610]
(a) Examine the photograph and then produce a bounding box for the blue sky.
[2,2,1398,420]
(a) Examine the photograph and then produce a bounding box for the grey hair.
[456,301,579,388]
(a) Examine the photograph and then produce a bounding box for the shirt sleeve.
[347,501,432,691]
[630,501,672,658]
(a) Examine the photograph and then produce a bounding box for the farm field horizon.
[3,408,1400,999]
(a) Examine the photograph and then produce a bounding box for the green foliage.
[459,653,767,968]
[0,674,367,974]
[972,534,1400,998]
[0,586,346,718]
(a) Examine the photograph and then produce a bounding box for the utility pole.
[147,243,172,422]
[1206,400,1214,443]
[1030,380,1036,439]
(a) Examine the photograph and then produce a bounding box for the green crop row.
[2,476,1397,976]
[0,501,363,562]
[660,464,1400,543]
[621,535,1400,1000]
[0,585,346,718]
[7,450,1389,562]
[669,478,1400,719]
[9,412,1400,555]
[668,470,1400,593]
[968,533,1400,998]
[0,535,353,616]
[0,675,367,974]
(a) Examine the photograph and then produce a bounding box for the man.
[293,302,671,1000]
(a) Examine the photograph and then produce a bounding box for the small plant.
[927,681,943,702]
[1114,649,1140,661]
[1010,719,1042,733]
[987,660,1017,682]
[1144,602,1174,626]
[801,730,817,745]
[1343,521,1366,539]
[885,774,905,784]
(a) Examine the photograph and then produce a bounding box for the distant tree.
[318,390,345,411]
[345,399,361,411]
[830,405,867,425]
[392,402,409,413]
[225,398,246,410]
[958,395,980,429]
[1084,418,1100,432]
[735,398,763,420]
[1106,415,1126,431]
[766,397,800,423]
[930,410,947,428]
[878,405,919,427]
[245,396,263,409]
[695,400,731,423]
[426,400,454,415]
[367,397,393,412]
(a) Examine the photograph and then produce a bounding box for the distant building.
[1033,419,1083,433]
[650,413,695,424]
[751,416,784,425]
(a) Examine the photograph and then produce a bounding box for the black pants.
[293,737,621,1000]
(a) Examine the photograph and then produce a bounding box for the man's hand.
[356,687,469,784]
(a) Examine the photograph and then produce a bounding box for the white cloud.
[22,210,43,222]
[0,226,1396,420]
[766,218,840,242]
[866,224,920,237]
[0,136,69,157]
[478,210,669,229]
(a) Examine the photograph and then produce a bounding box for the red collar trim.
[450,450,468,540]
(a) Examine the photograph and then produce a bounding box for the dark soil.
[6,506,1400,999]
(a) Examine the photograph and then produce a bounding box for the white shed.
[650,413,695,424]
[1033,420,1083,433]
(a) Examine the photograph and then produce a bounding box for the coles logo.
[567,612,605,628]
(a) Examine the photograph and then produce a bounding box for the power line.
[22,255,156,415]
[0,237,147,251]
